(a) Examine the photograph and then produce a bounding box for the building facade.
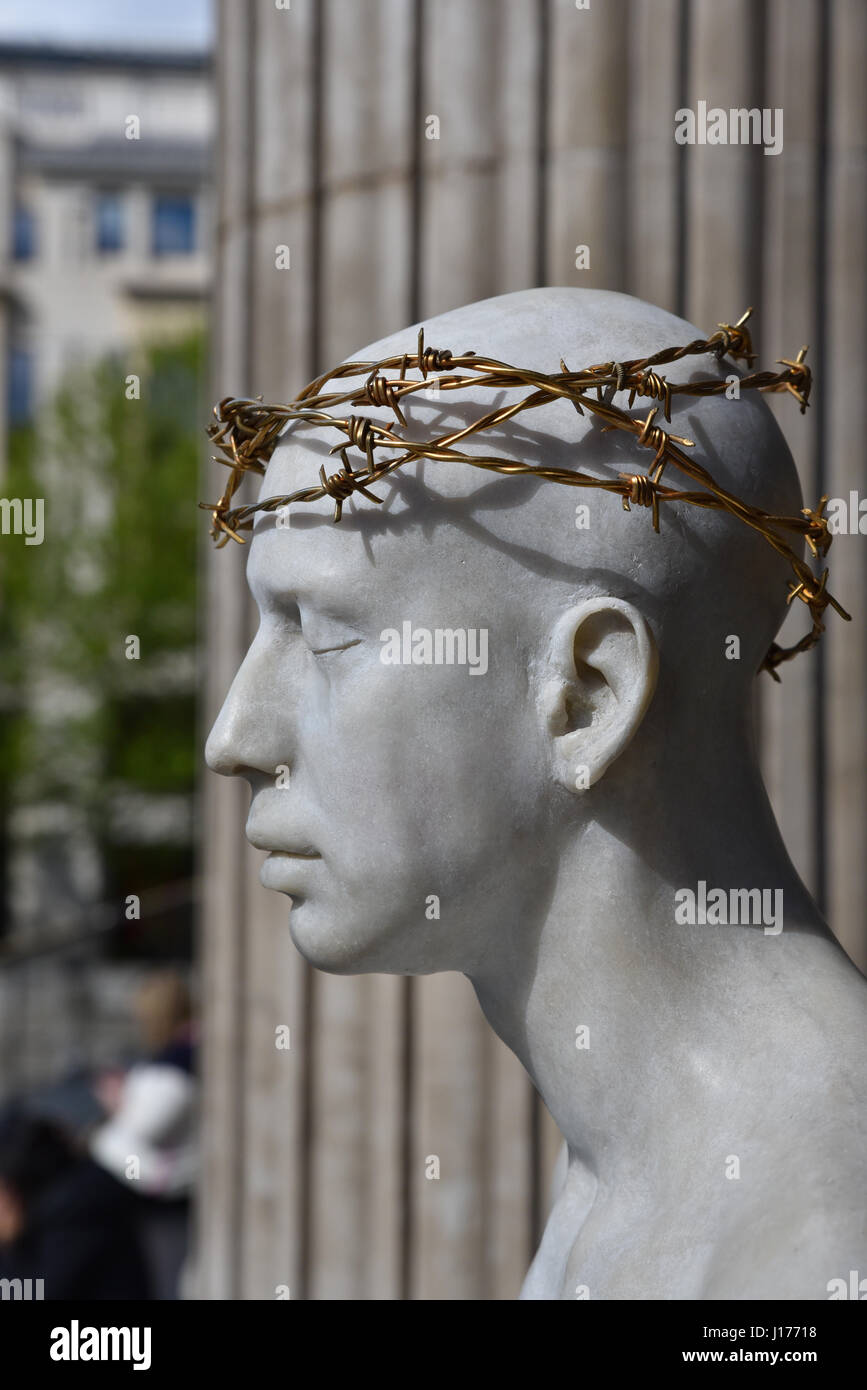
[0,43,212,442]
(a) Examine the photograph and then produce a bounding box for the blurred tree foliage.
[0,333,204,846]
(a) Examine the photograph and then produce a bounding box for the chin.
[287,899,443,976]
[287,900,388,975]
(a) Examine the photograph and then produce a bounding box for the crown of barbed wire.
[200,308,849,679]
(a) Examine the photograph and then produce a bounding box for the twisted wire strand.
[201,310,848,676]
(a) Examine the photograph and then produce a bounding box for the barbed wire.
[200,309,850,678]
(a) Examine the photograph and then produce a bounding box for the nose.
[205,696,254,779]
[205,634,290,779]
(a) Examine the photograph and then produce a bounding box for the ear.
[539,597,658,792]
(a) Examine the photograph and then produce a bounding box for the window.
[152,194,195,256]
[8,348,33,424]
[12,206,35,261]
[95,189,125,253]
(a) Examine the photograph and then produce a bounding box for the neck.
[468,742,836,1199]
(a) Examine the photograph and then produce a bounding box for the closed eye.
[309,638,363,655]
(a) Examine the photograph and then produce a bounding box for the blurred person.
[0,1106,150,1299]
[133,970,197,1075]
[89,970,198,1300]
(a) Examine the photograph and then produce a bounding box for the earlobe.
[541,597,658,792]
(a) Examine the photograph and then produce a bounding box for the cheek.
[299,657,542,872]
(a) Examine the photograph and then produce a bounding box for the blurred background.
[0,0,863,1300]
[0,0,211,1301]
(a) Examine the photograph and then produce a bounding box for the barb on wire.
[200,311,850,678]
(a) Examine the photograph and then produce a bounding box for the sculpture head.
[205,287,809,977]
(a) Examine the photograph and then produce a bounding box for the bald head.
[263,287,803,686]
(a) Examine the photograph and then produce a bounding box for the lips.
[258,847,321,896]
[245,821,321,859]
[264,848,321,860]
[247,834,321,859]
[246,798,323,861]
